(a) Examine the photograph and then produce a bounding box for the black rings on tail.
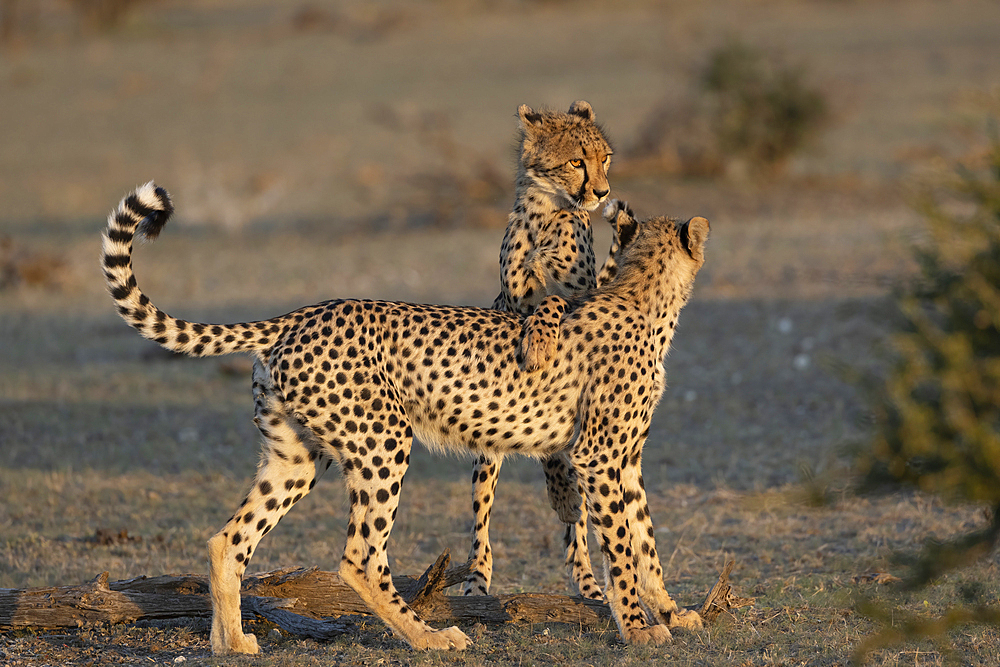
[101,182,283,357]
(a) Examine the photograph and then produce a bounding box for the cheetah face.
[518,101,613,212]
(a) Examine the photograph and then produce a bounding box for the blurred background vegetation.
[627,37,827,180]
[854,132,1000,661]
[2,0,996,235]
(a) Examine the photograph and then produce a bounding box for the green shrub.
[864,138,1000,514]
[854,133,1000,662]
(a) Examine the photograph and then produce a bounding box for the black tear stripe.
[576,165,590,204]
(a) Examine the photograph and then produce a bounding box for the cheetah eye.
[602,154,612,166]
[569,159,583,168]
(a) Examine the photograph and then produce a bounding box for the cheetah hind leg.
[336,424,471,650]
[543,453,604,600]
[564,517,604,600]
[520,295,567,372]
[208,388,320,655]
[462,455,500,596]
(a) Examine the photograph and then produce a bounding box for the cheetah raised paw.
[520,321,558,372]
[519,295,567,372]
[602,198,632,225]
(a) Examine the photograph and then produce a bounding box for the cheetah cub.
[463,102,634,601]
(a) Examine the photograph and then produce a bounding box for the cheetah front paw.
[212,630,260,656]
[417,626,472,651]
[520,326,557,372]
[602,199,633,225]
[625,624,672,646]
[668,608,704,630]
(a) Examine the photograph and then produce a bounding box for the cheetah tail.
[101,182,283,358]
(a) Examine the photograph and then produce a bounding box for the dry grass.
[2,464,997,665]
[2,217,998,663]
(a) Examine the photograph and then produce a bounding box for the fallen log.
[0,551,749,640]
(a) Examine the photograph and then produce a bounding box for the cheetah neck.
[617,264,696,362]
[513,177,585,225]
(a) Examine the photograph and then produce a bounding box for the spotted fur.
[465,102,631,601]
[101,182,708,652]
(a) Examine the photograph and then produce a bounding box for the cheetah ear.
[567,100,595,122]
[680,216,710,260]
[518,104,544,134]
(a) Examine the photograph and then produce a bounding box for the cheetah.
[101,182,708,652]
[466,101,634,601]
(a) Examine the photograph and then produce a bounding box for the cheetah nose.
[594,188,609,200]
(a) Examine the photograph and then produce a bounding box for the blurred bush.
[854,132,1000,661]
[64,0,148,31]
[1,0,147,42]
[629,40,827,179]
[0,236,68,290]
[703,40,827,175]
[863,136,1000,518]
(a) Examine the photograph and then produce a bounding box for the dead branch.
[697,560,755,624]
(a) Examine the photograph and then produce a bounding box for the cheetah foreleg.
[572,438,671,646]
[596,199,640,287]
[621,455,704,631]
[519,295,567,372]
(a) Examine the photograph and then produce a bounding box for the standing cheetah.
[465,101,633,601]
[101,183,708,652]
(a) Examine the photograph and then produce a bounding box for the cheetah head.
[517,101,613,212]
[613,214,710,312]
